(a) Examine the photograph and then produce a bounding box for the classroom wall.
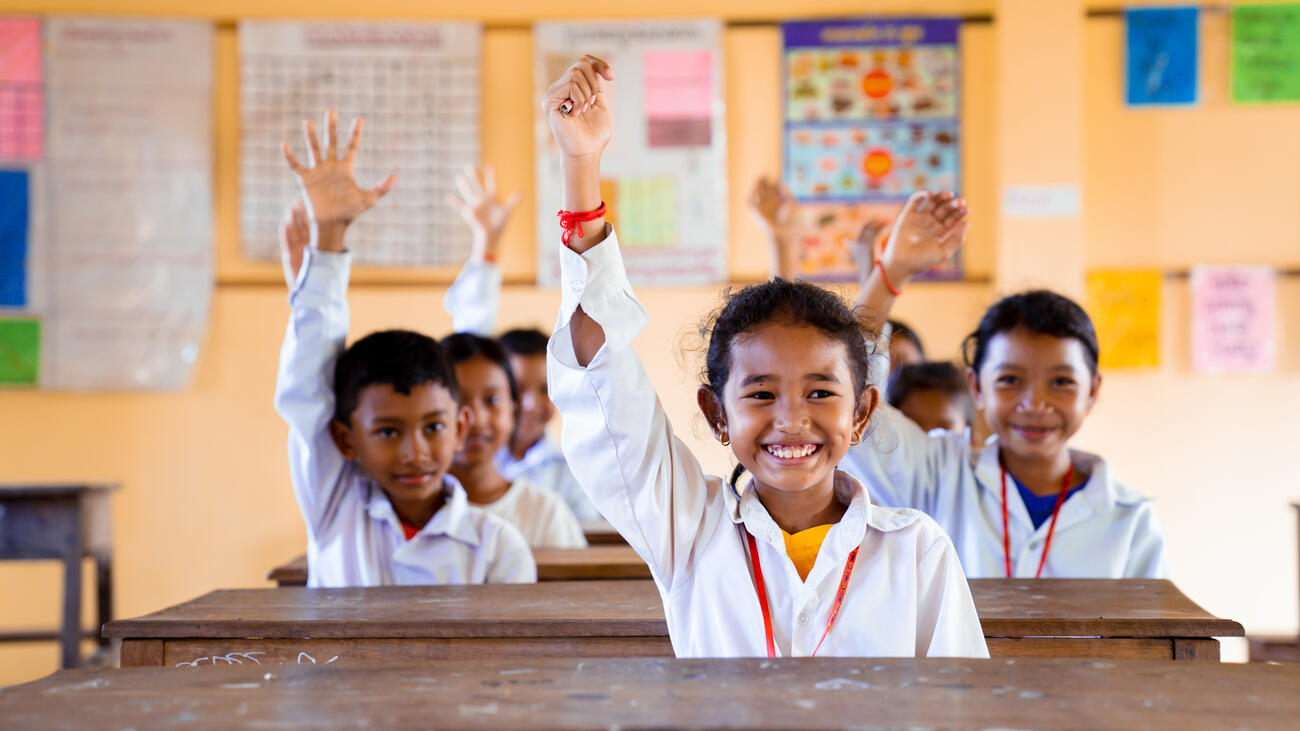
[2,0,1298,684]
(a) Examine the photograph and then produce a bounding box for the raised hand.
[446,164,522,261]
[879,191,969,282]
[278,198,309,287]
[848,216,891,281]
[543,55,615,161]
[748,176,797,235]
[282,109,396,251]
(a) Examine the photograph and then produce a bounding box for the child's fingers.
[569,72,592,111]
[282,142,306,175]
[343,117,364,164]
[936,196,964,225]
[454,171,477,205]
[303,119,322,167]
[898,190,932,218]
[941,216,971,245]
[371,174,397,200]
[583,55,615,81]
[445,192,474,224]
[325,109,338,161]
[463,164,485,197]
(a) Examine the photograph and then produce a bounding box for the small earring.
[850,433,862,446]
[718,430,730,447]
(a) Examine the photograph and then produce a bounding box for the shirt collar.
[495,434,564,474]
[364,474,481,547]
[727,469,919,555]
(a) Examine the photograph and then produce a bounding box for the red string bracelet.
[558,202,607,248]
[875,259,901,296]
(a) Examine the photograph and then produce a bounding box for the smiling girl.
[542,56,987,658]
[843,203,1169,579]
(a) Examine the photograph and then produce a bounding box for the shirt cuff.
[292,248,352,306]
[554,226,647,353]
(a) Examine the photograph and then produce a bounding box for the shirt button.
[568,279,583,294]
[798,613,809,625]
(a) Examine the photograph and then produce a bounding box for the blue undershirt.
[1010,473,1086,529]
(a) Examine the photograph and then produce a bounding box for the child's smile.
[452,356,516,466]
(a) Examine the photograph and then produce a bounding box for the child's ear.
[1086,372,1103,411]
[853,385,879,441]
[965,366,983,407]
[696,386,728,442]
[329,419,357,460]
[456,405,473,447]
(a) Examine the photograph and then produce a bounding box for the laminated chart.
[534,21,727,287]
[783,18,961,281]
[240,22,480,267]
[1191,266,1276,374]
[0,17,43,161]
[44,18,212,389]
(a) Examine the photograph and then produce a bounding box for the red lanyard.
[1000,462,1074,578]
[744,530,858,658]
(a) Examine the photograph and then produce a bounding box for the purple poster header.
[783,17,959,49]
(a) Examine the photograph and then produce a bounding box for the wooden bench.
[4,657,1297,728]
[267,544,651,585]
[105,578,1242,667]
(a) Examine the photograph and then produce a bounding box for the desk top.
[268,545,651,585]
[3,658,1295,729]
[0,483,118,499]
[105,579,1242,641]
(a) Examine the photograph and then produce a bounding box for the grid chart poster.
[783,18,961,281]
[240,22,480,267]
[43,18,213,389]
[533,21,727,287]
[1190,265,1276,373]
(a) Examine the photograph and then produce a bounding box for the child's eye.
[996,375,1020,386]
[745,390,775,400]
[809,389,835,399]
[375,427,399,438]
[425,422,444,433]
[1052,377,1077,388]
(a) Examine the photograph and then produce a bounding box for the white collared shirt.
[495,436,600,522]
[840,404,1170,579]
[476,475,589,549]
[274,248,536,588]
[546,230,988,658]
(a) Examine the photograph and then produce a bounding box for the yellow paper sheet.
[1086,269,1162,369]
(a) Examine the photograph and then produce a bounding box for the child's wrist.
[311,221,348,252]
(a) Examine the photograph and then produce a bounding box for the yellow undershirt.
[782,524,834,581]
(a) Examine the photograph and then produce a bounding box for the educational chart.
[1086,269,1162,370]
[240,21,480,267]
[43,17,213,389]
[1125,6,1199,106]
[1191,266,1276,373]
[1231,3,1300,103]
[783,17,961,281]
[533,21,727,287]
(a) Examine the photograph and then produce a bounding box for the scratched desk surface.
[3,657,1296,730]
[104,579,1241,666]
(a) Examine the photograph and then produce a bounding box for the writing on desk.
[174,651,339,668]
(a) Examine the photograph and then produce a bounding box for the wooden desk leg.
[59,535,83,665]
[95,555,112,649]
[1173,638,1220,662]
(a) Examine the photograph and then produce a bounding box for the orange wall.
[1,0,1298,684]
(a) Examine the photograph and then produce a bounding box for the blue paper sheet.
[1126,7,1199,106]
[0,169,28,307]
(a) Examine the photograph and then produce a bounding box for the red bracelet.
[558,202,607,247]
[875,259,901,296]
[482,252,496,263]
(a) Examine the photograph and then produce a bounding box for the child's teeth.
[768,444,815,459]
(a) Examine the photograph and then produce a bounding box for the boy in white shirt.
[275,110,534,587]
[543,56,986,658]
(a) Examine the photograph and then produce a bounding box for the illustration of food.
[863,149,893,179]
[863,69,893,99]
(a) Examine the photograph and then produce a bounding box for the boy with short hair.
[887,361,976,438]
[275,110,534,587]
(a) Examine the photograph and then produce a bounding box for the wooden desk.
[0,483,117,668]
[107,579,1240,667]
[579,519,625,545]
[4,658,1297,729]
[267,544,651,586]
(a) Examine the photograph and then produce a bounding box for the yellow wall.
[2,0,1298,683]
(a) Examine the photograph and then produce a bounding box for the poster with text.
[1125,6,1199,106]
[1231,3,1300,103]
[533,20,727,287]
[1191,265,1276,373]
[783,17,961,281]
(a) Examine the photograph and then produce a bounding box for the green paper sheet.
[0,318,39,385]
[1232,4,1300,102]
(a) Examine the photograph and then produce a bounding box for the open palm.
[882,191,969,278]
[282,109,395,227]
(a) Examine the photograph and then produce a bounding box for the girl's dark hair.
[497,328,550,357]
[703,278,874,401]
[886,319,925,359]
[962,290,1100,375]
[333,329,459,424]
[439,332,520,405]
[887,361,975,424]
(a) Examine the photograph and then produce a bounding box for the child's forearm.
[312,222,348,253]
[562,156,607,254]
[855,259,909,337]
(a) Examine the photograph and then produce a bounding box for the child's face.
[969,327,1100,462]
[330,381,467,505]
[452,356,516,468]
[897,389,968,434]
[704,321,875,499]
[888,334,923,378]
[508,353,553,451]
